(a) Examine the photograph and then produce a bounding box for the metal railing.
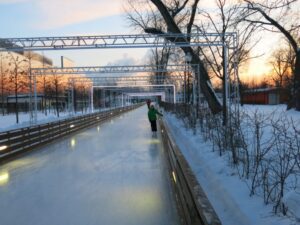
[159,119,222,225]
[0,104,143,162]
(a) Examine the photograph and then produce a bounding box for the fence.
[0,104,143,162]
[159,119,222,225]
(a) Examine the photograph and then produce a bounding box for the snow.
[240,104,300,120]
[0,108,118,132]
[283,190,300,222]
[1,104,299,224]
[163,104,300,225]
[0,112,69,132]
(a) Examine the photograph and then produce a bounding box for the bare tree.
[50,71,64,117]
[238,0,300,110]
[7,53,27,123]
[270,47,292,88]
[195,0,261,125]
[0,53,9,116]
[38,73,50,115]
[126,0,222,113]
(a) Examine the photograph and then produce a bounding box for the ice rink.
[0,106,179,225]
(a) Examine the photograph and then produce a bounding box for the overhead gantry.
[31,64,196,115]
[0,33,237,51]
[1,32,240,123]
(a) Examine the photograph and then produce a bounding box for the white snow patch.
[164,104,300,225]
[283,190,300,222]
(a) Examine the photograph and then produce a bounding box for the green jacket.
[148,107,163,121]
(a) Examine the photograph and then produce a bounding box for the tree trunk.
[15,84,19,124]
[150,0,222,114]
[295,50,300,111]
[55,85,59,117]
[188,50,222,114]
[1,80,4,116]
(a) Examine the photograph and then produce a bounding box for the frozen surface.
[0,106,179,225]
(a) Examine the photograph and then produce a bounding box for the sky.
[0,0,146,67]
[0,0,295,82]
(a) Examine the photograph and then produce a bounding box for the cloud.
[34,0,124,29]
[107,53,137,66]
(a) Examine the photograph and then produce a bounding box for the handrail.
[159,119,222,225]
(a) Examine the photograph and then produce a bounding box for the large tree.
[195,0,260,124]
[126,0,222,113]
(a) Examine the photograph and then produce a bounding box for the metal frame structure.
[31,64,198,116]
[31,64,196,75]
[92,84,176,112]
[1,32,239,124]
[1,33,236,51]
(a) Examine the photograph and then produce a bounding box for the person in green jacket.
[148,103,163,132]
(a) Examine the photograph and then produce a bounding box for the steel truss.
[71,76,183,85]
[31,64,195,75]
[1,33,236,51]
[91,84,176,111]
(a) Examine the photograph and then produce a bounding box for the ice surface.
[0,106,179,225]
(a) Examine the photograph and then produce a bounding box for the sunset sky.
[0,0,295,83]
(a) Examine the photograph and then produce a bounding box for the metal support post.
[29,67,33,124]
[71,80,75,115]
[224,46,229,124]
[184,66,186,103]
[90,86,94,113]
[33,73,38,123]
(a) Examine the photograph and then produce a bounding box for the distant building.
[241,88,288,105]
[6,94,44,113]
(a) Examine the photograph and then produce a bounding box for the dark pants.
[150,120,157,132]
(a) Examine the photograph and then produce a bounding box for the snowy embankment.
[0,112,71,132]
[0,108,115,132]
[164,104,300,225]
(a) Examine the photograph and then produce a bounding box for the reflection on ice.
[0,171,9,186]
[148,138,160,144]
[114,187,163,218]
[71,138,76,148]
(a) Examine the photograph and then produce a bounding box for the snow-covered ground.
[0,108,117,132]
[1,104,299,224]
[164,104,300,225]
[0,112,70,132]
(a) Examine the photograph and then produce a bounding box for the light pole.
[185,52,192,104]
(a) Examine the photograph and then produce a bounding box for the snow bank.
[283,190,300,222]
[163,104,299,225]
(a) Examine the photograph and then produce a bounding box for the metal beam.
[93,84,176,103]
[31,64,197,75]
[0,33,233,51]
[71,75,183,83]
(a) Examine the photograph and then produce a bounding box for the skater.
[148,103,163,132]
[146,99,151,109]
